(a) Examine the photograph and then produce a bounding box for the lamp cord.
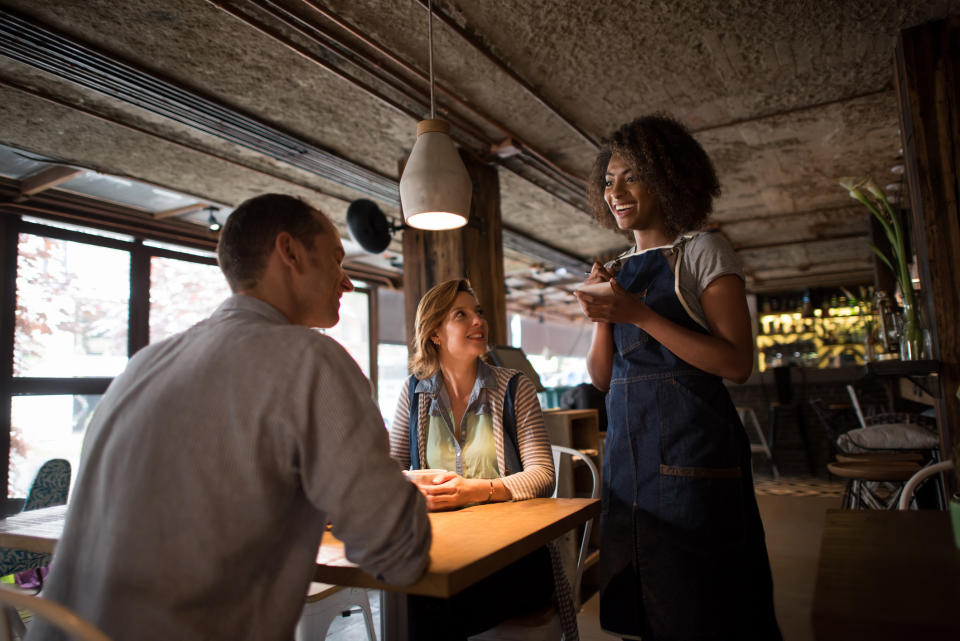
[428,0,435,119]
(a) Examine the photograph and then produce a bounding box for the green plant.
[838,177,922,356]
[955,386,960,491]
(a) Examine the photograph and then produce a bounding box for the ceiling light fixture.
[206,206,222,232]
[397,0,472,231]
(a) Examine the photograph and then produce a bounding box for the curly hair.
[587,114,720,238]
[409,278,478,379]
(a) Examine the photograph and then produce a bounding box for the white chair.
[0,584,113,641]
[295,583,376,641]
[469,445,599,640]
[549,445,599,609]
[738,407,779,480]
[897,460,954,510]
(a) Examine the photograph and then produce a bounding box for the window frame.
[0,213,381,509]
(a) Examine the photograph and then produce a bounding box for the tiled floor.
[318,490,840,641]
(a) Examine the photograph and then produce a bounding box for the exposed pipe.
[0,77,355,207]
[217,1,589,202]
[689,88,893,135]
[0,8,592,271]
[411,0,599,150]
[733,232,869,252]
[0,8,400,204]
[289,0,588,188]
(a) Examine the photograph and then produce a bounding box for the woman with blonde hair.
[389,278,574,641]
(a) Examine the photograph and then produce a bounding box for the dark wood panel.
[812,509,960,641]
[895,17,960,486]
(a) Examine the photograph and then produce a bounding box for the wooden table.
[0,499,600,641]
[0,504,65,554]
[0,499,600,598]
[812,509,960,641]
[316,497,600,597]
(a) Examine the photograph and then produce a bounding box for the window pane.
[14,234,130,377]
[528,354,590,389]
[9,395,101,498]
[149,257,232,343]
[322,291,370,377]
[377,343,410,429]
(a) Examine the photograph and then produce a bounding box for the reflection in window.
[14,234,130,377]
[149,257,231,343]
[322,290,370,377]
[377,343,410,429]
[9,394,101,498]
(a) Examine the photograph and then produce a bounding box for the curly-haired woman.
[575,115,781,640]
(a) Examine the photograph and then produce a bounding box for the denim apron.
[598,241,781,640]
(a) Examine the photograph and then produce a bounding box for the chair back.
[0,585,113,641]
[0,459,72,577]
[23,459,71,512]
[550,445,598,608]
[898,460,954,510]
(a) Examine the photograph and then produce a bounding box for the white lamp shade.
[399,119,472,230]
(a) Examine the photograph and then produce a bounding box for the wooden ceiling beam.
[154,203,209,219]
[16,165,83,201]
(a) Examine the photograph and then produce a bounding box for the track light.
[206,206,221,232]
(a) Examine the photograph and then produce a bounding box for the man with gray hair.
[29,194,431,641]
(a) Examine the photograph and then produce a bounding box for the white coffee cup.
[403,469,447,484]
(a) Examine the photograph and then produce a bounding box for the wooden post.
[402,149,507,348]
[895,17,960,484]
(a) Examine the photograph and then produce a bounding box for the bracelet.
[486,480,494,503]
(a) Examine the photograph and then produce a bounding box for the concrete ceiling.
[1,0,957,323]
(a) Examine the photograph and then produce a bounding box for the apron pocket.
[657,376,740,469]
[657,470,745,550]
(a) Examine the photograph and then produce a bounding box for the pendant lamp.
[398,0,471,230]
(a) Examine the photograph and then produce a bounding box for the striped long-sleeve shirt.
[388,361,555,500]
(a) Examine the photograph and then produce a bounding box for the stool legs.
[795,405,816,476]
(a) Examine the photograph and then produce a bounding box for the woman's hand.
[576,262,618,321]
[577,278,650,326]
[582,261,615,286]
[412,471,487,511]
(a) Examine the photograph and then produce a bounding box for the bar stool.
[762,365,814,475]
[826,460,922,509]
[834,451,924,464]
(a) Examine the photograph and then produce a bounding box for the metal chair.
[737,406,779,480]
[295,583,376,641]
[469,445,599,640]
[0,585,112,641]
[826,460,922,509]
[0,459,71,580]
[898,460,954,510]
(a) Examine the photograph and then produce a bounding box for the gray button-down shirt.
[29,294,431,641]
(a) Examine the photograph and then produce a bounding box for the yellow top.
[425,409,499,479]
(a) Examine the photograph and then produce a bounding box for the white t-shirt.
[608,230,743,331]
